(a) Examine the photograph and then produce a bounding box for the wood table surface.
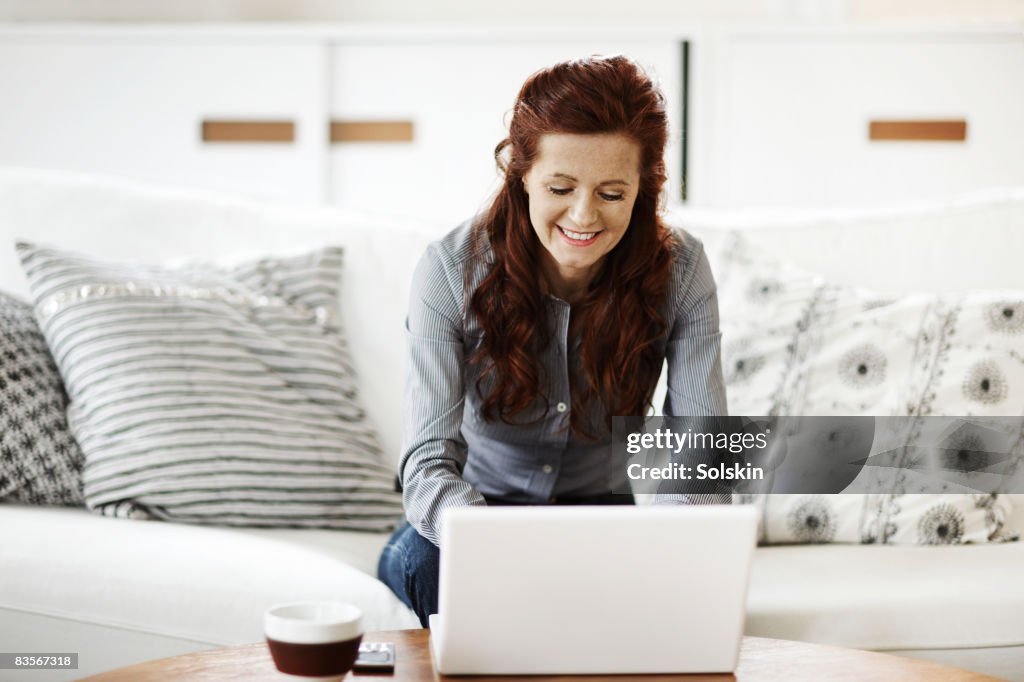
[79,629,1005,682]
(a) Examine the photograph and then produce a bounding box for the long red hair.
[468,55,675,438]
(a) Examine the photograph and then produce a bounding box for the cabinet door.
[708,31,1024,207]
[329,41,681,228]
[0,39,327,202]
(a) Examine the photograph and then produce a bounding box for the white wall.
[0,1,804,23]
[850,0,1024,24]
[0,0,1022,24]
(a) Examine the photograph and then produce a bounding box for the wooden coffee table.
[80,629,1003,681]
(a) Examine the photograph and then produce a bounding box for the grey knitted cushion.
[0,290,84,505]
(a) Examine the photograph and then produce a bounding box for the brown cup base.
[267,635,363,677]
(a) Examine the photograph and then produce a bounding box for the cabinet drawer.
[0,40,327,202]
[711,32,1024,207]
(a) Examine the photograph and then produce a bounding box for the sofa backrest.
[668,187,1024,295]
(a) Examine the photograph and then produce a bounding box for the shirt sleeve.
[399,243,486,546]
[656,236,732,505]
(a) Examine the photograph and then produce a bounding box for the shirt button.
[556,402,567,413]
[542,464,554,474]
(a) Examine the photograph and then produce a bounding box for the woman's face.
[522,132,641,294]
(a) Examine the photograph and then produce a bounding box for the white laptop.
[428,504,759,675]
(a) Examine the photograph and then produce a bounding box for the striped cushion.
[16,242,403,531]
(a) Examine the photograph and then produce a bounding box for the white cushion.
[747,542,1024,650]
[0,504,419,645]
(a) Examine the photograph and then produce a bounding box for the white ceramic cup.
[264,601,364,679]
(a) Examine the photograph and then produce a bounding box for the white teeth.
[560,227,598,241]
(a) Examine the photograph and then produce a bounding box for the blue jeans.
[376,520,440,628]
[377,493,634,628]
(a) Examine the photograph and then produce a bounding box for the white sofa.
[1,167,1022,681]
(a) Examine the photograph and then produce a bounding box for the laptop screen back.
[432,505,759,675]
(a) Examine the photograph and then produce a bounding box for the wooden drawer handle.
[869,119,967,142]
[330,120,414,143]
[201,120,295,143]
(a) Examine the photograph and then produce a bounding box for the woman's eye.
[547,187,572,196]
[600,193,625,202]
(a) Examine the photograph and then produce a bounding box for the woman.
[378,55,727,627]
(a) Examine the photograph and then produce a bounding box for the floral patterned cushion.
[713,232,928,418]
[711,233,1019,545]
[738,493,1012,545]
[904,294,1024,417]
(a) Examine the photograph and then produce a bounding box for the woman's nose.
[568,195,598,229]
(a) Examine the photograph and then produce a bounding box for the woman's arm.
[664,238,727,418]
[658,236,731,504]
[399,243,486,546]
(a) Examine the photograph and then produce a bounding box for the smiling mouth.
[558,225,601,243]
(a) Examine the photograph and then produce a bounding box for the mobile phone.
[353,641,395,674]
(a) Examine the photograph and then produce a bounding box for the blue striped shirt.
[400,220,728,545]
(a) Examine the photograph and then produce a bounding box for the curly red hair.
[468,55,676,438]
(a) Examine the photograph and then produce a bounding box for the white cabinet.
[0,38,328,203]
[328,40,682,226]
[1,27,1022,214]
[706,30,1024,207]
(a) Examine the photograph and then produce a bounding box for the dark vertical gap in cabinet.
[680,40,690,203]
